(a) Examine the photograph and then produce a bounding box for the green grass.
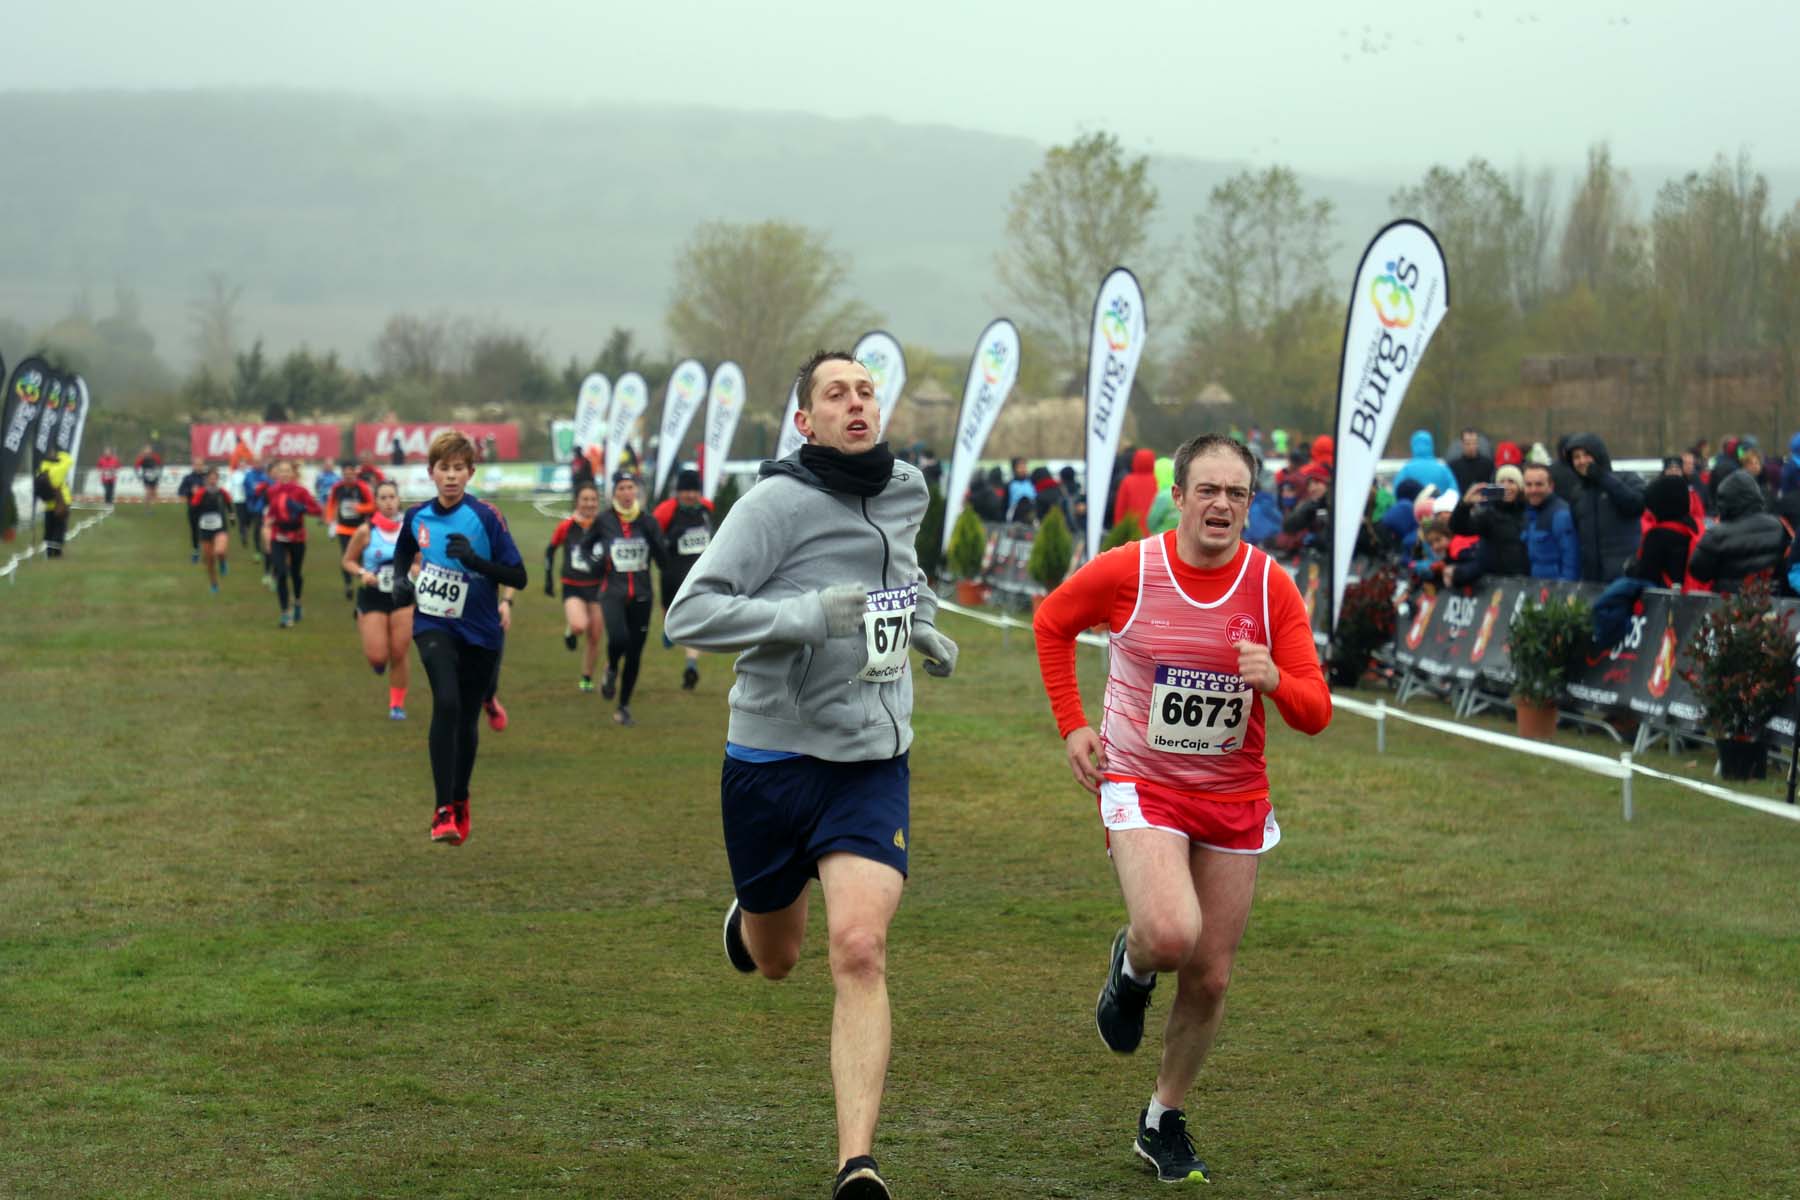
[2,505,1798,1198]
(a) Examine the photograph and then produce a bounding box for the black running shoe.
[832,1155,890,1199]
[722,898,756,974]
[1096,926,1155,1053]
[563,627,578,652]
[1134,1107,1211,1184]
[600,667,617,700]
[682,664,699,690]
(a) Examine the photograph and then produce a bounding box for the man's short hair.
[1522,462,1553,480]
[793,350,859,412]
[1173,434,1258,492]
[428,429,476,471]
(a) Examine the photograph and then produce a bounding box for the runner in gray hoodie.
[664,350,957,1200]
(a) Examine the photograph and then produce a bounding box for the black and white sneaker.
[1134,1107,1211,1184]
[832,1155,890,1198]
[722,899,757,974]
[600,666,618,700]
[1096,926,1155,1053]
[682,664,699,690]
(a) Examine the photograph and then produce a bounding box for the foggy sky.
[17,0,1798,176]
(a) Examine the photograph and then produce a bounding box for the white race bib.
[376,563,395,594]
[677,527,710,556]
[859,585,917,683]
[1145,665,1251,755]
[338,498,361,521]
[197,512,224,532]
[415,561,468,619]
[569,544,593,573]
[610,538,649,573]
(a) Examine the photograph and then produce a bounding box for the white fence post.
[1620,752,1634,821]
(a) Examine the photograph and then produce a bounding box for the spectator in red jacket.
[1111,447,1159,533]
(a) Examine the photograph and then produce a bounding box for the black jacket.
[579,507,669,601]
[1562,433,1644,582]
[1689,472,1790,593]
[1450,454,1496,495]
[1449,494,1528,582]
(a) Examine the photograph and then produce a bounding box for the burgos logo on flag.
[1370,261,1417,329]
[860,350,889,388]
[980,339,1010,384]
[1102,297,1132,352]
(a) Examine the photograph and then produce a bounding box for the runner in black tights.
[580,472,668,727]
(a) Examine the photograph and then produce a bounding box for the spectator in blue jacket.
[1520,462,1579,580]
[1244,486,1283,547]
[1378,478,1423,550]
[1391,430,1457,497]
[1779,432,1800,497]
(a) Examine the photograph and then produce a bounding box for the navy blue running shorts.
[720,752,910,913]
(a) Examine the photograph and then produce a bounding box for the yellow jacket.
[38,451,73,507]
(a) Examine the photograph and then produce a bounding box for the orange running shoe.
[453,797,471,843]
[483,697,508,732]
[430,805,464,845]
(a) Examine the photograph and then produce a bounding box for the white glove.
[819,584,869,638]
[913,624,958,678]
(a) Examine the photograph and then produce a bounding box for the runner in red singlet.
[1033,434,1332,1185]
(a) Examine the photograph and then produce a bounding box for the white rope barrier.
[1,503,115,581]
[935,598,1799,826]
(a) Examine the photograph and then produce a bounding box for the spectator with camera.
[1447,465,1527,586]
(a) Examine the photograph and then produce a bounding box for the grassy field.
[2,504,1797,1199]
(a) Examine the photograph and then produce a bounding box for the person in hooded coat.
[1145,456,1179,533]
[1110,447,1159,533]
[1689,470,1790,594]
[1628,474,1700,590]
[1390,430,1456,496]
[1562,432,1643,582]
[1780,431,1800,497]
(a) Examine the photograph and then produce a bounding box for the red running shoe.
[484,697,508,732]
[430,805,464,845]
[453,797,471,843]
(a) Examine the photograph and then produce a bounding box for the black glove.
[544,575,555,597]
[445,533,475,563]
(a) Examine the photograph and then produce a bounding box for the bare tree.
[667,220,878,429]
[189,273,242,381]
[1651,152,1771,354]
[373,313,454,381]
[1559,144,1632,295]
[1189,166,1334,338]
[997,132,1159,386]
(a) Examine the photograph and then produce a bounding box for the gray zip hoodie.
[664,451,939,762]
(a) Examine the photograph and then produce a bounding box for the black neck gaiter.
[800,442,895,498]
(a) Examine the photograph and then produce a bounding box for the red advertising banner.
[354,423,520,462]
[190,423,342,463]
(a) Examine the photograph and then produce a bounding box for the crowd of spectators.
[968,423,1800,602]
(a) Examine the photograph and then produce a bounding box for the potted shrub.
[946,506,989,606]
[1508,593,1590,739]
[1026,506,1074,612]
[1680,575,1794,780]
[1100,512,1144,552]
[1327,566,1398,688]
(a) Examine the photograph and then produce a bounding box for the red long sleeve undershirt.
[1033,533,1333,741]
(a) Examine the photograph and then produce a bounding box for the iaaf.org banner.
[191,423,343,462]
[1329,219,1449,632]
[1083,268,1148,559]
[354,423,519,462]
[940,318,1022,553]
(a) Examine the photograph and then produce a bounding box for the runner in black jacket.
[580,473,669,726]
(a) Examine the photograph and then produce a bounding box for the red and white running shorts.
[1097,778,1281,855]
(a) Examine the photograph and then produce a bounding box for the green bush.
[1027,506,1073,591]
[946,506,987,580]
[713,476,741,526]
[1100,512,1143,552]
[1680,574,1795,739]
[1509,594,1591,706]
[915,486,945,581]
